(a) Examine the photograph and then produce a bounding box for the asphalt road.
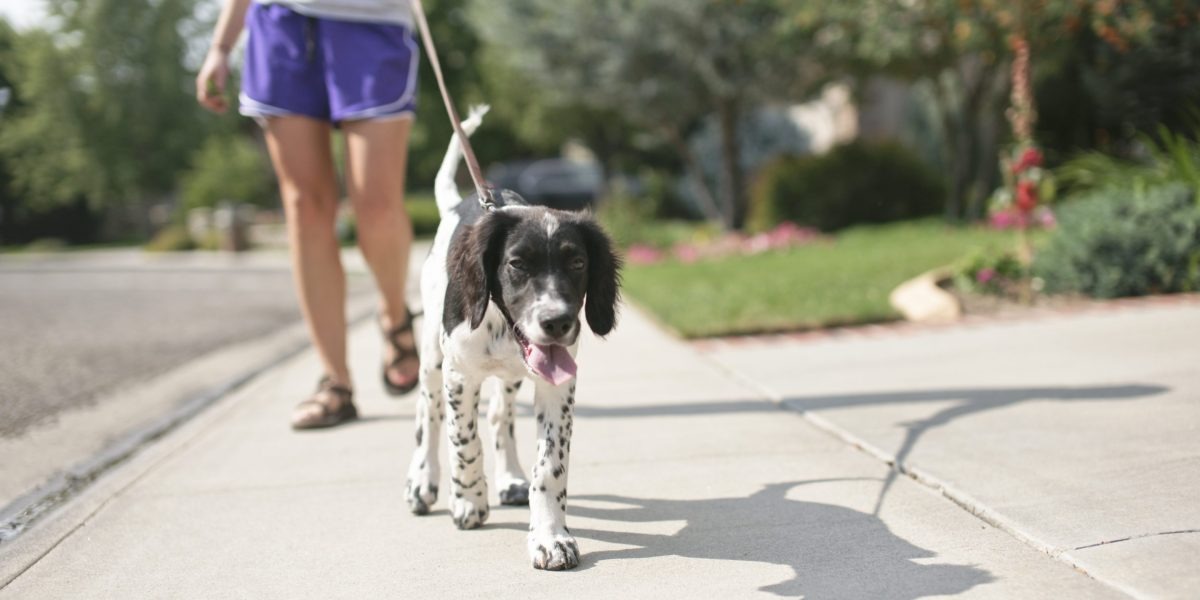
[0,250,371,438]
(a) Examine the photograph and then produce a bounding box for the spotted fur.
[405,106,620,571]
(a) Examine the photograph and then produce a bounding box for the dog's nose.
[539,314,575,339]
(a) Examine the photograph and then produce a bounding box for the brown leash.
[409,0,495,210]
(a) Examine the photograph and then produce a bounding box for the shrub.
[405,193,441,238]
[748,141,944,232]
[144,225,195,252]
[181,136,276,212]
[1034,184,1200,298]
[1056,121,1200,197]
[598,190,719,250]
[954,249,1028,297]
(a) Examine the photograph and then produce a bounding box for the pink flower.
[673,244,700,263]
[626,244,663,265]
[990,210,1019,229]
[1036,207,1056,229]
[976,267,996,284]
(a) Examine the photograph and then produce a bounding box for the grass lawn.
[622,219,1018,338]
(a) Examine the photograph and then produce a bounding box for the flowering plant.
[625,221,823,265]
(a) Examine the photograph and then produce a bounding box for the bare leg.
[263,117,350,390]
[341,116,418,390]
[489,377,530,505]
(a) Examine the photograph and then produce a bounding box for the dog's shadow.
[498,479,994,598]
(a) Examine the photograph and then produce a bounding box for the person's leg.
[341,115,418,391]
[262,116,351,389]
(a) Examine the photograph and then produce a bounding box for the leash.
[409,0,495,211]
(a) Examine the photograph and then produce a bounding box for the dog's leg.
[488,377,529,506]
[444,359,489,529]
[406,340,444,515]
[527,379,579,570]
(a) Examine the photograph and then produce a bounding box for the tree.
[797,0,1198,221]
[0,0,207,236]
[469,0,819,229]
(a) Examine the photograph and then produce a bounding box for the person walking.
[196,0,421,430]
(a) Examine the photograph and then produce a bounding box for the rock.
[890,270,962,323]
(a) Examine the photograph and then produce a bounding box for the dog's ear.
[578,219,622,337]
[445,211,513,331]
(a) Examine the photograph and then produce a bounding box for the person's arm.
[195,0,253,114]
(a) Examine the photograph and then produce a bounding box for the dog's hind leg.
[527,379,579,570]
[488,377,530,506]
[443,358,489,529]
[406,338,445,515]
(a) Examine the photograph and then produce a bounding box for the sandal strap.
[381,311,418,354]
[314,377,354,407]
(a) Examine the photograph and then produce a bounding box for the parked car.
[487,159,602,211]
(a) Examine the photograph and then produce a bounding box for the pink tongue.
[525,344,577,385]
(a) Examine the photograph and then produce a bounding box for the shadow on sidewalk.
[568,480,994,598]
[574,384,1166,515]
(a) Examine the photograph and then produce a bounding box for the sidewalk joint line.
[1073,528,1200,551]
[695,349,1142,600]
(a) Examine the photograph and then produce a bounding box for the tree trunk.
[665,127,724,224]
[933,79,964,222]
[717,99,744,230]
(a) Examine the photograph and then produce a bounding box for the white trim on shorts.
[335,33,420,122]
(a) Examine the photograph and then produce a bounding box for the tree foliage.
[0,0,207,217]
[469,0,820,229]
[796,0,1200,220]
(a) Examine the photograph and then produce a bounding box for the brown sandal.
[291,377,357,430]
[381,310,420,396]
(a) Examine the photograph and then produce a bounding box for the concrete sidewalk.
[704,300,1200,599]
[0,296,1172,597]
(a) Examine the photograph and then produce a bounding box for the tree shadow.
[568,480,995,598]
[571,384,1167,515]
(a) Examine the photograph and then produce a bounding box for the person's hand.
[196,48,230,113]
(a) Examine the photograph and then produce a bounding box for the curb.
[0,298,378,547]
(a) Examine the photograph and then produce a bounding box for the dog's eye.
[508,259,527,271]
[569,257,585,271]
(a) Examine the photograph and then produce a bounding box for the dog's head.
[444,205,621,383]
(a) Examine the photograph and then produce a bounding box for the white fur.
[406,106,582,570]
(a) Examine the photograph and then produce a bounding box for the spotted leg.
[406,344,443,515]
[528,379,578,570]
[489,377,530,505]
[444,359,489,529]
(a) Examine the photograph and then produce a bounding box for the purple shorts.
[239,3,419,124]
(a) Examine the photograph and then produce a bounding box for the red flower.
[1016,180,1038,213]
[1013,147,1043,173]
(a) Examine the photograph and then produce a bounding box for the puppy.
[405,106,621,570]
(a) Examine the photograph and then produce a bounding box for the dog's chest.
[444,309,526,377]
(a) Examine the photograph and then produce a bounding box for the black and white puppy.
[405,106,621,571]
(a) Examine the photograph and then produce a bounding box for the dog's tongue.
[524,343,577,385]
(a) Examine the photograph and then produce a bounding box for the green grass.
[622,219,1019,338]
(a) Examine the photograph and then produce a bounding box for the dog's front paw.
[405,477,438,516]
[498,479,530,506]
[450,495,489,530]
[528,529,579,571]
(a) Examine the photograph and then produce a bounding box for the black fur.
[443,199,621,340]
[444,209,516,331]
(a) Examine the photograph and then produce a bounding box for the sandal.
[291,377,358,430]
[381,309,420,396]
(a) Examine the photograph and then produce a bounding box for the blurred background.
[0,1,1198,439]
